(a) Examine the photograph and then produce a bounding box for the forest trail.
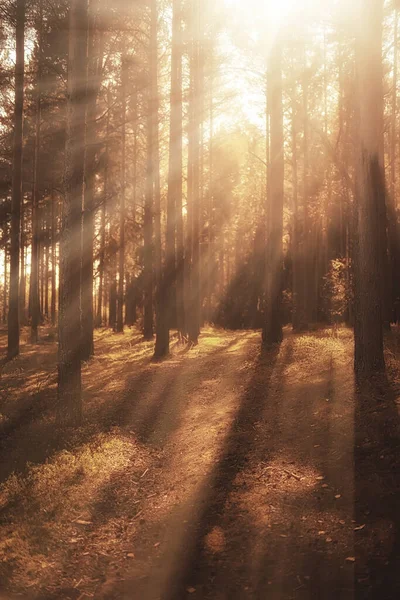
[116,328,356,600]
[0,326,398,599]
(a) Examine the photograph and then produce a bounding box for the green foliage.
[322,258,351,323]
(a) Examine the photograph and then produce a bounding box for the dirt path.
[1,326,399,599]
[104,328,356,600]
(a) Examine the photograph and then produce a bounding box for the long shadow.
[354,376,400,599]
[0,334,245,491]
[152,340,286,600]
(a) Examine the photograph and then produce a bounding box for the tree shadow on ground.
[114,331,358,600]
[354,375,400,599]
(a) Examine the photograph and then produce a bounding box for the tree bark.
[57,0,88,425]
[262,43,284,346]
[81,3,100,357]
[354,0,385,376]
[154,0,182,357]
[187,0,201,345]
[116,50,127,333]
[8,0,25,360]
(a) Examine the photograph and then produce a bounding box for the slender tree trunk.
[291,79,300,331]
[206,63,214,323]
[44,210,49,318]
[154,0,181,358]
[354,0,385,376]
[57,0,88,425]
[392,10,398,210]
[151,0,165,355]
[81,7,99,357]
[302,49,310,329]
[389,8,399,306]
[96,85,110,327]
[40,225,44,319]
[143,9,155,341]
[116,51,127,333]
[8,0,25,360]
[51,190,57,325]
[3,248,8,324]
[19,198,26,325]
[187,0,201,345]
[262,43,284,346]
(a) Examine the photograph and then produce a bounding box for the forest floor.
[0,325,399,599]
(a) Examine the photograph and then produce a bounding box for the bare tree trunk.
[291,74,300,331]
[116,50,127,333]
[354,0,385,376]
[262,43,284,346]
[206,62,214,323]
[187,0,201,345]
[81,4,100,356]
[51,190,57,325]
[154,0,182,358]
[143,23,154,341]
[3,248,8,324]
[302,49,311,330]
[96,84,110,328]
[8,0,25,360]
[44,208,49,318]
[57,0,88,425]
[19,198,26,325]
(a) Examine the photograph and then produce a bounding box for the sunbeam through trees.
[0,0,400,598]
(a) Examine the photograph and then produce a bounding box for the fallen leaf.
[75,520,92,526]
[354,524,366,531]
[127,553,135,559]
[346,557,356,563]
[154,542,160,548]
[318,531,326,535]
[316,476,325,481]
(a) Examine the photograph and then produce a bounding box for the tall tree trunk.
[44,209,49,318]
[154,0,181,358]
[19,198,26,325]
[143,6,155,341]
[262,43,284,346]
[206,62,214,323]
[301,49,311,329]
[96,84,110,328]
[51,190,57,325]
[8,0,25,360]
[57,0,88,425]
[354,0,385,376]
[291,75,300,331]
[151,0,164,355]
[81,4,99,357]
[187,0,201,345]
[3,248,8,324]
[116,51,127,333]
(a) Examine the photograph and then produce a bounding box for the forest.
[0,0,400,598]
